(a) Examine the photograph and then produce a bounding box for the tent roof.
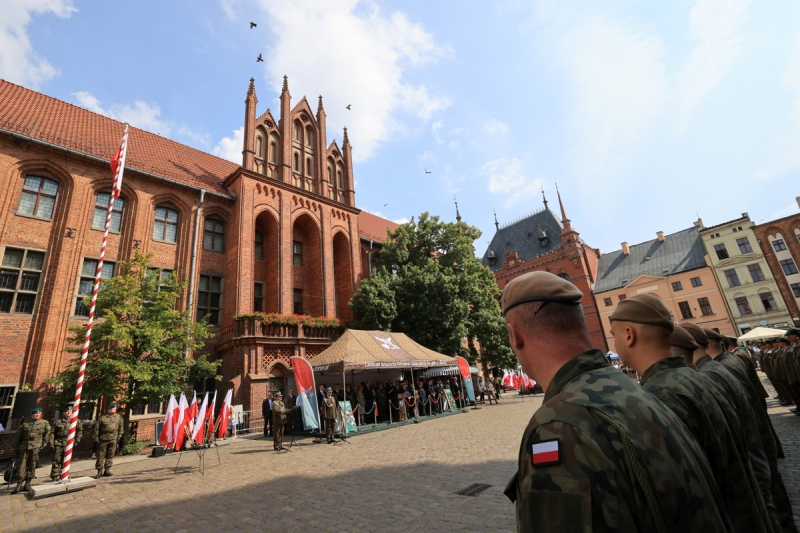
[310,330,457,373]
[738,326,788,341]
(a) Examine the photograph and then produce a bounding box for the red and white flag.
[216,388,233,438]
[173,393,189,451]
[205,390,217,428]
[532,440,560,466]
[187,391,198,432]
[501,370,511,387]
[158,394,178,446]
[192,392,209,443]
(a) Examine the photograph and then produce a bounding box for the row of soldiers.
[757,330,800,413]
[501,271,797,532]
[9,402,124,494]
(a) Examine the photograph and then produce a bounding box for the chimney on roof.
[621,242,630,255]
[657,231,664,242]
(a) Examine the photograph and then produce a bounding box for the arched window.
[327,163,333,183]
[293,122,301,141]
[306,157,312,177]
[203,218,225,252]
[306,128,314,148]
[293,153,300,172]
[92,191,125,233]
[153,205,179,243]
[268,142,276,163]
[256,136,263,158]
[336,168,343,189]
[18,175,58,220]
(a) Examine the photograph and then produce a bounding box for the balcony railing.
[219,317,343,344]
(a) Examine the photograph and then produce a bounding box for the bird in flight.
[250,22,257,29]
[346,104,351,110]
[384,203,388,206]
[425,168,432,174]
[256,53,263,62]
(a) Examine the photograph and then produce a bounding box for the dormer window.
[537,225,548,248]
[487,250,497,266]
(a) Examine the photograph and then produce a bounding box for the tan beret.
[609,294,674,331]
[671,326,699,351]
[702,327,721,342]
[679,322,708,347]
[501,271,583,316]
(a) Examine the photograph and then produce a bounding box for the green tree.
[350,213,516,370]
[46,251,219,445]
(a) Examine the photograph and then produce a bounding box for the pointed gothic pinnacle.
[454,197,462,223]
[318,95,324,112]
[343,127,350,145]
[494,210,499,230]
[556,183,569,223]
[541,186,548,210]
[247,77,255,95]
[282,75,289,93]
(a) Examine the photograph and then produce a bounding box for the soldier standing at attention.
[321,388,337,444]
[11,407,50,494]
[501,271,729,532]
[484,378,498,405]
[94,402,124,479]
[272,391,287,451]
[49,404,82,481]
[610,294,774,533]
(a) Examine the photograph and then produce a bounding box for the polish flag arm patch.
[532,439,561,467]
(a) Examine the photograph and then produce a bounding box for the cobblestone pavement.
[2,373,799,532]
[0,394,539,532]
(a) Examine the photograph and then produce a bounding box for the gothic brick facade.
[754,215,800,327]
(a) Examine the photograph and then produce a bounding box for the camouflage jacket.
[13,419,50,451]
[93,413,124,442]
[272,400,286,424]
[730,349,769,400]
[49,416,83,446]
[640,356,772,533]
[505,349,730,533]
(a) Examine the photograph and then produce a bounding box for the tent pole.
[409,364,417,420]
[341,363,347,439]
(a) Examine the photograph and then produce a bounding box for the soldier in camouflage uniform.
[93,402,124,479]
[272,391,287,450]
[11,407,51,494]
[611,294,774,533]
[501,272,729,532]
[48,404,82,481]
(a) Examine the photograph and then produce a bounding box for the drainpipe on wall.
[185,189,206,358]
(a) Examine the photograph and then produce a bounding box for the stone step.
[29,477,96,499]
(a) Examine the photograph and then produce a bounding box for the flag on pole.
[217,388,233,438]
[455,356,475,403]
[192,392,209,443]
[291,356,320,430]
[187,391,198,433]
[174,393,189,451]
[158,395,178,446]
[205,390,217,428]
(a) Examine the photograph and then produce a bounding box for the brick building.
[0,78,397,437]
[481,190,607,351]
[753,211,800,327]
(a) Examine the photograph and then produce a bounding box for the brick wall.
[754,216,800,325]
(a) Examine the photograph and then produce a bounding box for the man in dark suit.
[317,384,327,432]
[363,379,375,424]
[263,391,274,436]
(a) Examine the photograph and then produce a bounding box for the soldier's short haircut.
[511,300,586,336]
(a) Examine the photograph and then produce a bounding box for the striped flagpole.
[60,124,129,482]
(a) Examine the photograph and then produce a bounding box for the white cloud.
[419,150,437,164]
[530,2,668,176]
[677,0,754,128]
[0,0,76,88]
[219,0,239,20]
[393,217,409,224]
[448,140,460,150]
[73,91,174,135]
[432,120,444,143]
[484,158,544,207]
[255,0,451,161]
[484,119,509,135]
[213,127,245,163]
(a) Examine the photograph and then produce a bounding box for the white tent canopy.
[738,326,787,342]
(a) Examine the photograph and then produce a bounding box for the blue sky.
[3,0,800,256]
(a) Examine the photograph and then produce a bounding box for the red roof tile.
[359,211,400,242]
[0,79,238,197]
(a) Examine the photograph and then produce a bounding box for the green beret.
[501,271,582,316]
[64,404,73,411]
[787,328,800,336]
[726,336,738,345]
[671,326,700,351]
[702,327,721,342]
[679,322,708,347]
[609,294,674,331]
[776,337,791,345]
[106,402,116,409]
[31,407,42,414]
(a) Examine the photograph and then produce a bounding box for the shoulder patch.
[532,438,561,467]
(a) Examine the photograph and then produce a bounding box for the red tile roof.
[359,211,400,242]
[0,79,238,197]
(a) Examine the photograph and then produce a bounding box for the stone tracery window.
[18,175,58,220]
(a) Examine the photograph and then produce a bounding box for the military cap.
[787,328,800,336]
[678,322,709,347]
[776,337,791,345]
[31,407,42,414]
[274,391,283,397]
[326,387,332,393]
[609,293,674,331]
[727,335,738,344]
[106,402,116,409]
[702,327,721,342]
[671,325,699,351]
[64,404,73,411]
[500,271,582,316]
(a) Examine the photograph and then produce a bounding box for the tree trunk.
[121,380,134,449]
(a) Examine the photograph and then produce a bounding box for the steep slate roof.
[594,226,707,293]
[359,211,400,242]
[481,207,564,271]
[0,79,239,197]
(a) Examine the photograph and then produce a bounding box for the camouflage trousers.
[96,440,116,470]
[273,423,284,450]
[13,448,38,482]
[50,444,66,478]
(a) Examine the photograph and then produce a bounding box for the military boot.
[10,482,23,494]
[95,469,103,479]
[22,480,31,492]
[103,467,113,477]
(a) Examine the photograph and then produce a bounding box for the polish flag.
[173,393,189,451]
[187,391,198,432]
[158,394,179,446]
[205,390,217,430]
[216,389,233,438]
[532,440,560,465]
[501,370,511,387]
[192,392,209,443]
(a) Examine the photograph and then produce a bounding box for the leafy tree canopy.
[47,251,219,443]
[351,213,516,370]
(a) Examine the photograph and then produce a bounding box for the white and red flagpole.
[60,124,129,482]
